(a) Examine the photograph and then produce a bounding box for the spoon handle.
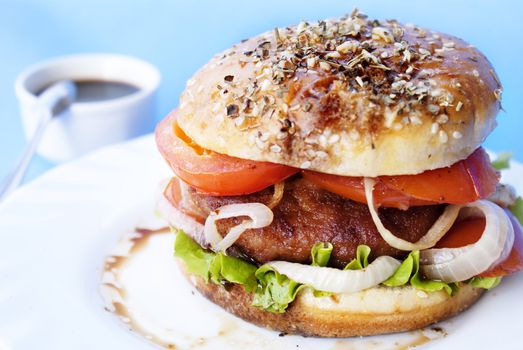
[0,110,52,201]
[0,80,76,203]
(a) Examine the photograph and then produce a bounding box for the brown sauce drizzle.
[101,225,246,349]
[102,226,179,348]
[330,327,447,350]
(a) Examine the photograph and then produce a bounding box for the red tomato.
[302,171,437,209]
[435,211,523,277]
[155,110,299,196]
[435,217,485,248]
[303,148,499,208]
[381,148,499,204]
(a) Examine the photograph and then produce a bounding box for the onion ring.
[268,256,401,293]
[204,203,274,252]
[364,178,461,251]
[419,200,514,282]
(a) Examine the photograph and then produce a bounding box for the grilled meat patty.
[182,176,444,268]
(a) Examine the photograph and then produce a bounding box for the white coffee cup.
[14,53,161,162]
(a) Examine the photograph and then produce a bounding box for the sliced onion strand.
[363,178,461,251]
[267,182,285,209]
[268,257,401,294]
[204,203,274,252]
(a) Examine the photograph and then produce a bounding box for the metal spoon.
[0,80,77,202]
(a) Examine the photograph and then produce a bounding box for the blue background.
[1,0,522,183]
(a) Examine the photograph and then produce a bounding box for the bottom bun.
[179,261,484,337]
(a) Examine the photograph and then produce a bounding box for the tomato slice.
[302,171,437,209]
[303,148,499,208]
[155,110,299,196]
[435,217,485,248]
[382,148,499,204]
[435,211,523,277]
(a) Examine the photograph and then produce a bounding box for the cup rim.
[14,53,161,111]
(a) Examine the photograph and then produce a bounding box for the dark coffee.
[38,80,140,102]
[75,80,140,102]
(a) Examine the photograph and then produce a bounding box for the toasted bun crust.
[182,265,483,337]
[177,11,501,176]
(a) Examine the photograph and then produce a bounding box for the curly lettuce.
[510,196,523,224]
[311,242,333,267]
[382,251,458,295]
[492,152,513,170]
[344,245,371,270]
[252,265,305,313]
[468,276,502,289]
[174,230,257,291]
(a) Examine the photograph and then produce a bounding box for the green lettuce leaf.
[311,243,334,296]
[383,251,457,295]
[510,197,523,225]
[252,265,305,313]
[209,253,257,292]
[491,152,512,170]
[310,242,335,297]
[410,250,458,296]
[174,231,256,291]
[467,276,502,289]
[383,252,414,287]
[312,289,333,297]
[311,242,333,267]
[173,229,215,281]
[344,245,371,270]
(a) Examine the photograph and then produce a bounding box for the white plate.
[0,135,522,350]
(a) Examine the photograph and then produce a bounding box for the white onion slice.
[363,178,461,251]
[268,257,401,293]
[204,203,274,252]
[420,200,515,282]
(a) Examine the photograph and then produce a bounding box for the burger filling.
[155,113,523,313]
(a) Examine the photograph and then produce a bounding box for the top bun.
[177,10,501,176]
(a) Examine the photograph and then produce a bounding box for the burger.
[155,10,523,337]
